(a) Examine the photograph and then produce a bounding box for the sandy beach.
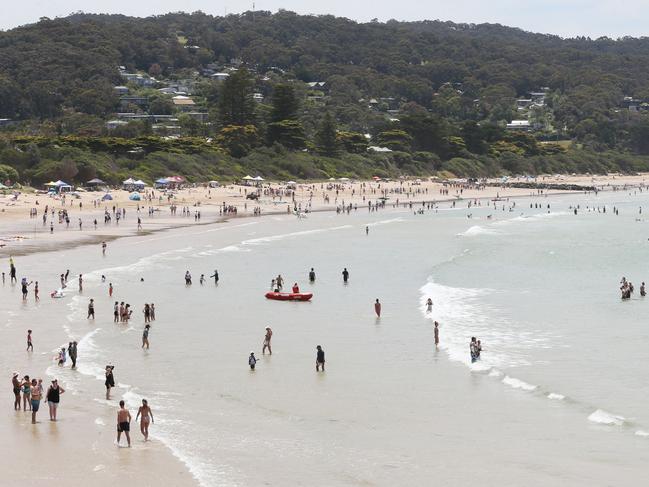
[2,172,634,257]
[2,173,648,486]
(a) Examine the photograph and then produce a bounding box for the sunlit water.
[3,190,649,486]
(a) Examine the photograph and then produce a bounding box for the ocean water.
[3,190,649,486]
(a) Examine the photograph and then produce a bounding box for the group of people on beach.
[12,372,65,424]
[620,276,645,299]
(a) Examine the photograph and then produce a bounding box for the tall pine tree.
[315,112,339,156]
[217,68,256,127]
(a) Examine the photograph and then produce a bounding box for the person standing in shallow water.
[309,268,316,282]
[263,327,273,355]
[316,345,325,372]
[249,352,257,370]
[374,299,381,317]
[342,268,349,283]
[105,365,115,400]
[434,321,440,347]
[136,399,154,441]
[142,325,150,349]
[116,400,132,447]
[210,270,219,284]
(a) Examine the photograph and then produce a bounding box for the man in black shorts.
[117,400,131,447]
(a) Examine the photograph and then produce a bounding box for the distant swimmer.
[136,399,154,441]
[309,268,316,282]
[116,400,132,447]
[249,352,257,370]
[641,282,646,297]
[263,327,273,355]
[426,298,433,312]
[366,226,369,235]
[102,241,107,255]
[210,270,219,284]
[342,268,349,283]
[434,321,439,347]
[374,298,381,317]
[292,283,300,293]
[185,271,192,285]
[316,345,325,372]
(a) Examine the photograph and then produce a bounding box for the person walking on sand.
[249,352,257,370]
[374,298,381,317]
[316,345,325,372]
[263,327,273,355]
[46,379,64,421]
[27,330,33,352]
[29,378,41,424]
[210,270,219,284]
[34,281,39,301]
[434,321,440,347]
[87,298,95,319]
[342,268,349,283]
[105,365,115,400]
[109,283,113,297]
[116,400,132,447]
[150,303,155,321]
[136,399,154,441]
[142,325,150,349]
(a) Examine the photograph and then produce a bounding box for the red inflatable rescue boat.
[265,292,313,301]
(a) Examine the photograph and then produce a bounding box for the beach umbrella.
[253,176,265,181]
[242,175,254,181]
[44,181,58,186]
[102,193,113,201]
[122,178,136,185]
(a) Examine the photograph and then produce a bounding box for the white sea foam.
[241,225,353,246]
[634,430,649,437]
[94,418,105,426]
[588,409,626,426]
[419,280,531,368]
[488,369,504,378]
[457,225,500,237]
[366,217,405,227]
[502,376,538,391]
[547,393,565,400]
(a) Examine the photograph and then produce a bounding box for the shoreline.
[0,174,642,485]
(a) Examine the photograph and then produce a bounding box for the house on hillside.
[211,73,230,82]
[114,86,129,95]
[106,120,129,130]
[506,120,531,131]
[172,96,196,112]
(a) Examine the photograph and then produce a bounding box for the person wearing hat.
[46,379,65,421]
[12,372,21,410]
[262,327,273,355]
[248,352,257,370]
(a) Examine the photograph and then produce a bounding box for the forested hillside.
[2,11,649,184]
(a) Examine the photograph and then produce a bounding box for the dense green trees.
[217,68,256,126]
